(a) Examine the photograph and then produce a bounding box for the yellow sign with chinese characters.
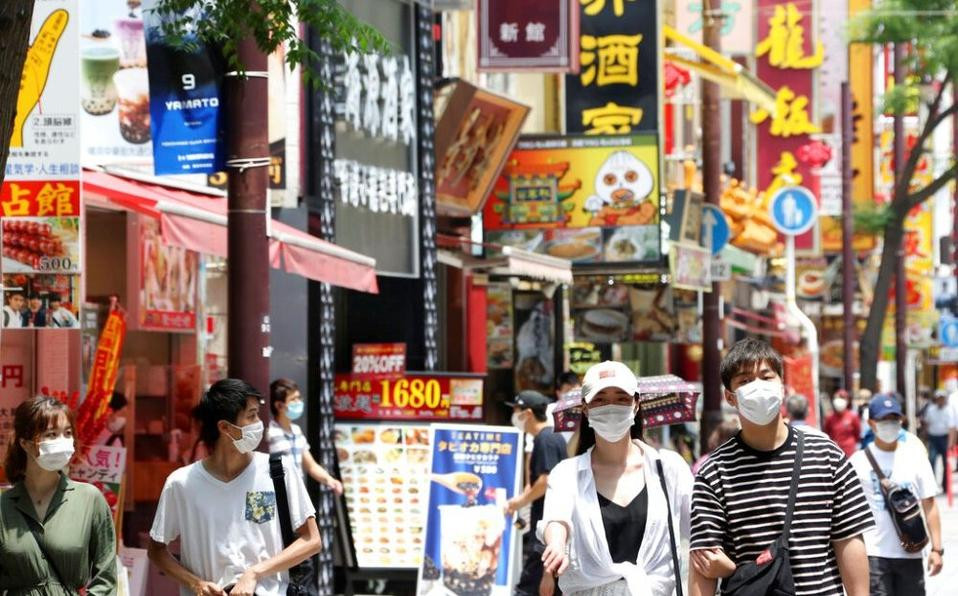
[580,34,642,87]
[755,2,824,69]
[750,86,820,138]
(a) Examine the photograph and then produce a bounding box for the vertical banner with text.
[417,425,522,596]
[565,0,659,136]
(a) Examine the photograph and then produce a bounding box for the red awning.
[83,169,378,293]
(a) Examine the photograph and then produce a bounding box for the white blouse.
[536,440,693,596]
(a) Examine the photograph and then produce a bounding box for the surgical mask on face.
[35,437,75,471]
[587,404,636,442]
[875,420,901,444]
[229,420,264,454]
[286,401,304,421]
[511,412,525,432]
[734,379,785,426]
[833,398,848,413]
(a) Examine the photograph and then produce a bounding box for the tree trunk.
[859,213,906,391]
[0,1,36,187]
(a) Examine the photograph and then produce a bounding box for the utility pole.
[841,82,856,393]
[893,43,907,399]
[225,36,271,403]
[700,0,724,454]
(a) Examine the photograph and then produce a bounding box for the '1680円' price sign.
[333,372,484,421]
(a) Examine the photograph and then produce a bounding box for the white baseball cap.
[581,361,638,404]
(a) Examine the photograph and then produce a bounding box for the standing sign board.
[769,186,818,236]
[700,204,730,255]
[417,425,522,596]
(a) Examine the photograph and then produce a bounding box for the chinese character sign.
[484,135,661,265]
[565,0,659,135]
[3,1,80,197]
[753,1,823,253]
[478,0,579,72]
[333,373,484,421]
[417,425,522,596]
[71,444,127,521]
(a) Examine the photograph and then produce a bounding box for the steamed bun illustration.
[584,151,656,226]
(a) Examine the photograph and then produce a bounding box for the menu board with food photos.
[334,422,431,569]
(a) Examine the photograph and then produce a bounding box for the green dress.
[0,475,117,595]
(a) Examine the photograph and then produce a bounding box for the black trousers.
[868,556,925,596]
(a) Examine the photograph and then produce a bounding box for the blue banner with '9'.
[142,0,225,175]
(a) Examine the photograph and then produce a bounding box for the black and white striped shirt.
[691,426,874,595]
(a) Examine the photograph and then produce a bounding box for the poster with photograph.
[417,425,521,596]
[79,0,153,163]
[1,273,80,329]
[486,283,514,369]
[2,217,81,274]
[670,243,711,292]
[334,422,431,569]
[571,281,630,344]
[133,217,198,332]
[483,135,661,266]
[513,293,554,393]
[628,286,675,341]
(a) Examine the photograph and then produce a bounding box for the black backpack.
[864,446,929,553]
[721,431,804,596]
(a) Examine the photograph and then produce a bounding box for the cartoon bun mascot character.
[583,151,656,226]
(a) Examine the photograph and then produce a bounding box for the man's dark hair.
[49,294,61,305]
[557,371,580,388]
[526,406,548,423]
[193,379,262,446]
[27,293,41,301]
[270,378,298,417]
[6,290,24,300]
[720,338,784,390]
[786,394,809,421]
[109,391,128,412]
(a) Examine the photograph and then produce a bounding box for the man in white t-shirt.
[148,379,321,596]
[921,391,954,489]
[850,396,943,596]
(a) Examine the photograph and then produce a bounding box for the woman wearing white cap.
[537,361,693,596]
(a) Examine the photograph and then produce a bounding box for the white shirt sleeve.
[662,450,694,540]
[536,458,576,545]
[912,443,939,500]
[149,474,181,544]
[284,458,316,531]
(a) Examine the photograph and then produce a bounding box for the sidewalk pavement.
[926,469,958,595]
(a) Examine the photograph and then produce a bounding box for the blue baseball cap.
[869,395,903,419]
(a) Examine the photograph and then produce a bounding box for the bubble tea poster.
[417,425,522,596]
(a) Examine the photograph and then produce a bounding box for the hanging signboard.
[483,135,661,267]
[486,283,515,369]
[333,372,484,421]
[127,216,198,332]
[565,0,659,135]
[670,243,712,292]
[477,0,580,72]
[416,425,522,596]
[435,81,529,216]
[141,0,225,175]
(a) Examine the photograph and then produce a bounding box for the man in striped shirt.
[689,338,873,596]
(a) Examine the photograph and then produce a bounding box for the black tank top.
[597,486,648,564]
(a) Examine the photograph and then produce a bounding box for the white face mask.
[229,420,264,454]
[35,437,75,472]
[510,412,525,432]
[833,398,848,413]
[734,379,784,426]
[587,404,636,442]
[875,420,901,444]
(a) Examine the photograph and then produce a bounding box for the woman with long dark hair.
[538,361,693,596]
[0,396,117,595]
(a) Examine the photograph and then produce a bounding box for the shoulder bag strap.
[656,458,684,596]
[863,445,887,481]
[781,430,805,537]
[269,453,296,547]
[24,516,76,594]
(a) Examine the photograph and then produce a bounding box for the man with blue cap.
[849,395,943,595]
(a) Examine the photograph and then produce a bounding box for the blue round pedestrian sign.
[769,186,818,236]
[700,204,730,255]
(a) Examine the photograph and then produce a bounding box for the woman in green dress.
[0,396,116,595]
